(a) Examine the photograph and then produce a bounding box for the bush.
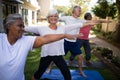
[101,48,113,59]
[91,24,102,32]
[111,56,120,67]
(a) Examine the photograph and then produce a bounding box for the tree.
[69,0,90,7]
[91,0,120,43]
[116,0,120,22]
[54,5,69,16]
[54,0,91,17]
[108,3,117,19]
[113,0,120,43]
[91,0,117,19]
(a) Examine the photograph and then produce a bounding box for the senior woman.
[25,9,100,80]
[0,13,78,80]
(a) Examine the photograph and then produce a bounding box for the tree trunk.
[113,0,120,43]
[116,0,120,23]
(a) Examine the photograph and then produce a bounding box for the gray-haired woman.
[0,13,78,80]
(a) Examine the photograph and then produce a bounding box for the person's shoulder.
[0,33,5,37]
[22,35,36,40]
[19,35,36,46]
[0,33,3,35]
[0,33,7,42]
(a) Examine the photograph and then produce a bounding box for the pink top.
[78,25,92,40]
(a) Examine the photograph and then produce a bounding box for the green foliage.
[101,48,113,59]
[25,48,41,80]
[91,0,117,19]
[70,0,90,6]
[54,5,69,16]
[116,0,120,14]
[92,47,113,59]
[91,24,113,42]
[111,0,120,43]
[111,56,120,67]
[24,32,35,36]
[54,0,90,16]
[92,0,109,18]
[108,3,117,18]
[91,24,102,32]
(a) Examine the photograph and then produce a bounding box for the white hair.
[47,9,58,18]
[4,13,23,34]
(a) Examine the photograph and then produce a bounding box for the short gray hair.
[3,13,23,34]
[72,6,81,13]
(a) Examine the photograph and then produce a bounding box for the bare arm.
[86,19,112,23]
[24,26,40,34]
[33,34,78,48]
[64,22,100,33]
[82,22,99,27]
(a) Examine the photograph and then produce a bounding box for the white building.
[21,0,40,25]
[0,0,53,32]
[37,0,54,18]
[0,0,24,32]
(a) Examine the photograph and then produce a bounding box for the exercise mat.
[41,69,104,80]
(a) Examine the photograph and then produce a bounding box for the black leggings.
[34,56,71,80]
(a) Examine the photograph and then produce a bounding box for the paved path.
[67,35,120,68]
[89,35,120,57]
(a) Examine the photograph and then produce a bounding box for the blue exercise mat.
[41,69,104,80]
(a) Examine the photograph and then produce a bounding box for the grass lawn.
[24,48,118,80]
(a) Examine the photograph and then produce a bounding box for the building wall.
[21,0,40,25]
[2,0,23,19]
[37,0,51,18]
[22,0,40,25]
[0,0,22,32]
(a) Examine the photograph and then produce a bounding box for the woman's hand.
[65,34,80,40]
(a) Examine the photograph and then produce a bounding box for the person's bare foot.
[45,68,51,74]
[79,71,87,77]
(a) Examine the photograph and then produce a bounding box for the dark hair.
[84,13,92,20]
[3,13,23,34]
[72,6,81,13]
